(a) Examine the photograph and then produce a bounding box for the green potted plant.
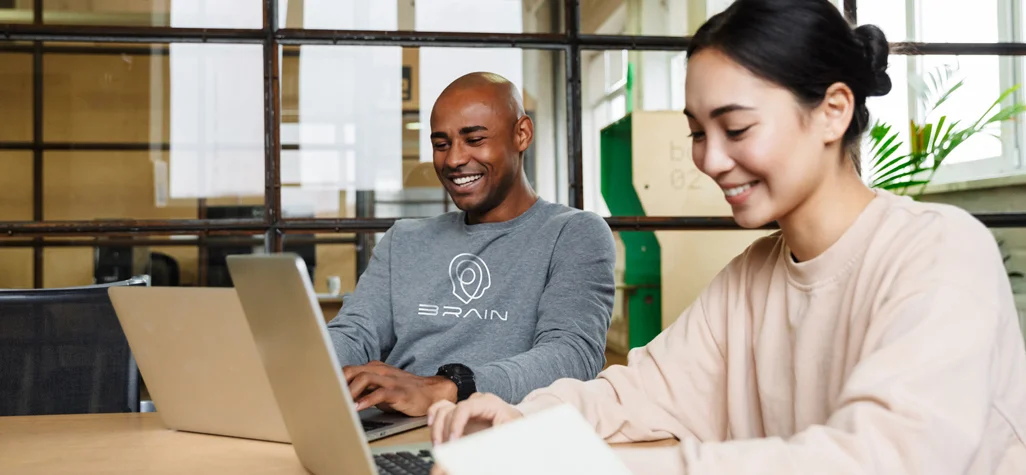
[866,64,1026,197]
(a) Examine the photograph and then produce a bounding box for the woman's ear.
[819,82,855,144]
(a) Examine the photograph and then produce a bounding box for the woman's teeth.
[724,182,757,197]
[453,174,483,186]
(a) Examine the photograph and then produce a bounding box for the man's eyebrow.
[459,125,487,135]
[430,132,449,140]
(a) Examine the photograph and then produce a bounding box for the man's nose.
[445,141,472,169]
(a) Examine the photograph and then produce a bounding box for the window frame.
[3,0,1026,289]
[899,0,1026,185]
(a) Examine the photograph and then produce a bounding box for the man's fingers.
[355,388,396,412]
[348,373,390,402]
[342,365,357,383]
[343,362,396,384]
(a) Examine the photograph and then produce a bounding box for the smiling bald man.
[325,72,616,417]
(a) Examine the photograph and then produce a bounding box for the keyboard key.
[374,451,433,475]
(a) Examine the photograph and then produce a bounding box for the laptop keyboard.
[362,419,390,431]
[374,450,434,475]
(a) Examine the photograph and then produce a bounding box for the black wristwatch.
[436,363,476,402]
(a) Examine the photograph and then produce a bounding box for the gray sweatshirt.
[326,199,616,403]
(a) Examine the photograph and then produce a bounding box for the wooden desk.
[0,413,675,474]
[0,413,424,474]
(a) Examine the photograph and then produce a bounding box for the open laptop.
[226,253,433,475]
[107,286,421,445]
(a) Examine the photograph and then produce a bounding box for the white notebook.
[432,404,633,475]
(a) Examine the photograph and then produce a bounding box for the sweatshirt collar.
[459,198,547,234]
[783,189,897,289]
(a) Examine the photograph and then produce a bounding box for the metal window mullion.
[1012,0,1026,171]
[263,0,282,254]
[565,0,583,209]
[6,211,1026,236]
[845,0,857,23]
[906,0,922,148]
[998,0,1021,173]
[31,0,43,288]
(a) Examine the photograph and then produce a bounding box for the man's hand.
[342,361,457,417]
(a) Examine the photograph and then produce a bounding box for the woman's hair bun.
[853,24,892,97]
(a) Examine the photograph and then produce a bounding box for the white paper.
[432,404,633,475]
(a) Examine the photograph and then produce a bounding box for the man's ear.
[515,115,534,154]
[819,82,855,144]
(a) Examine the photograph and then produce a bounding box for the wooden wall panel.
[312,242,358,296]
[42,247,94,288]
[43,0,168,15]
[43,152,198,221]
[0,153,33,221]
[43,53,169,143]
[0,53,32,142]
[0,249,33,289]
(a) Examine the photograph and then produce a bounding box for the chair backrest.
[148,252,180,287]
[0,276,149,416]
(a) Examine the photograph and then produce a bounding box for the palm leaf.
[932,79,964,110]
[930,116,947,150]
[872,153,915,185]
[880,180,932,191]
[972,85,1022,131]
[876,167,927,186]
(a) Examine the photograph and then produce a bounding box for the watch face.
[440,364,471,377]
[438,364,476,401]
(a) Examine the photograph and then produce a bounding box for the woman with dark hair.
[427,0,1026,473]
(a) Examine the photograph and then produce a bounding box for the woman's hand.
[426,393,525,446]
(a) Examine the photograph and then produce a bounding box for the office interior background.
[2,0,1026,354]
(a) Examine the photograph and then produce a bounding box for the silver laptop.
[108,286,415,445]
[226,253,433,475]
[108,286,292,443]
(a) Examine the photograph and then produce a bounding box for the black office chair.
[0,276,149,416]
[147,252,180,287]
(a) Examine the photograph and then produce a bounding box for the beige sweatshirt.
[516,190,1026,474]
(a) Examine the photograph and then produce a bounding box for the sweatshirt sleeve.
[515,274,730,446]
[326,227,397,368]
[470,212,617,403]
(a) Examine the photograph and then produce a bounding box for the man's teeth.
[453,174,483,186]
[724,182,756,197]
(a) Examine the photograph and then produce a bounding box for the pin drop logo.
[448,253,491,304]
